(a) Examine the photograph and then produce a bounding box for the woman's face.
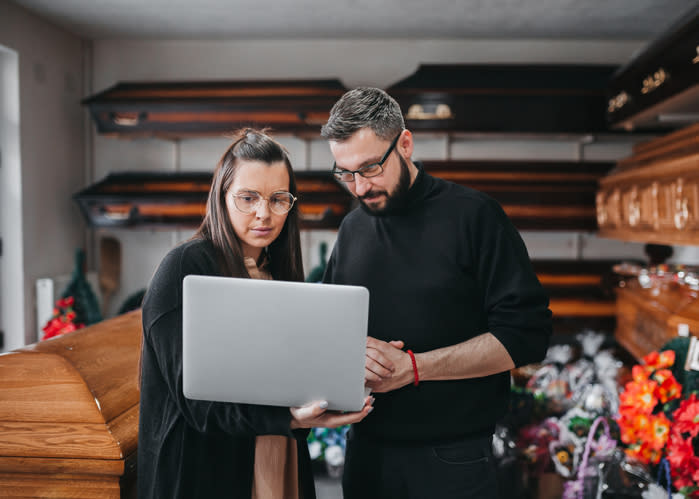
[225,159,291,261]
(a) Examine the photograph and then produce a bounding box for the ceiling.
[8,0,698,41]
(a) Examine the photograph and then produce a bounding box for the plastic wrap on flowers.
[597,449,652,498]
[567,331,622,415]
[526,345,575,413]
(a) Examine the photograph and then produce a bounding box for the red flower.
[41,295,85,341]
[672,393,699,438]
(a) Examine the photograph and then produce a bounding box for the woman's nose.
[254,198,271,218]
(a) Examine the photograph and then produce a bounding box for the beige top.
[246,256,300,499]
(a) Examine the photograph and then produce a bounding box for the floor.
[315,474,343,499]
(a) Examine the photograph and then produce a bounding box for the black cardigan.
[137,238,315,498]
[323,164,552,442]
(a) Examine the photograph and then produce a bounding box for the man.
[321,87,552,499]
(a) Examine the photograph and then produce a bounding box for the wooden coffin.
[386,64,617,134]
[615,280,699,360]
[82,79,347,138]
[423,159,614,231]
[606,4,699,131]
[74,157,613,232]
[0,311,141,498]
[597,122,699,246]
[73,170,352,230]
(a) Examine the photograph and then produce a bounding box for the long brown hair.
[194,128,304,282]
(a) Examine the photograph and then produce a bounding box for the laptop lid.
[182,275,369,412]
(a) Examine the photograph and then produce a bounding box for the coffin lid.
[386,63,618,134]
[606,5,699,131]
[82,79,347,138]
[0,311,141,464]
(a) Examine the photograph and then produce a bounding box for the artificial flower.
[671,393,699,437]
[653,369,683,404]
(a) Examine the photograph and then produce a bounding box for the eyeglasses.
[230,190,297,215]
[332,133,401,183]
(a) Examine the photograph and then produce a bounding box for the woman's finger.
[290,400,328,421]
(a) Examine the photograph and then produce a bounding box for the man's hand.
[365,337,413,393]
[289,396,374,429]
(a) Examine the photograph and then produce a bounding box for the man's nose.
[353,174,371,196]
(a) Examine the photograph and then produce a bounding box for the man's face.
[329,128,413,215]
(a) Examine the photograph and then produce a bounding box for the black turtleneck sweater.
[323,163,552,442]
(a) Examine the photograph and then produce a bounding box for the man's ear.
[398,130,414,158]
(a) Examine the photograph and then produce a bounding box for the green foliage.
[61,248,102,326]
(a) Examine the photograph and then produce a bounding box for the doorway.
[0,45,25,352]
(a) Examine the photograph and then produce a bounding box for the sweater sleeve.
[140,240,294,438]
[469,198,552,367]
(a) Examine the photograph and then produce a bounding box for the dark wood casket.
[0,310,141,498]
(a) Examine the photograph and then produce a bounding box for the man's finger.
[365,356,393,378]
[365,368,382,383]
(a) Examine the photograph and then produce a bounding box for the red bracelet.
[407,349,419,386]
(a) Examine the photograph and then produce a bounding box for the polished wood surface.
[83,79,347,137]
[597,123,699,246]
[0,310,141,498]
[615,281,699,359]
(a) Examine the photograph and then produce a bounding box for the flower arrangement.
[616,347,699,497]
[307,425,349,476]
[41,296,85,340]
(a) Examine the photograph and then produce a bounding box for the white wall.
[0,1,85,348]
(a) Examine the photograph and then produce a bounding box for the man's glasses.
[332,133,401,183]
[231,190,297,215]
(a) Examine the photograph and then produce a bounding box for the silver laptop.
[182,275,369,411]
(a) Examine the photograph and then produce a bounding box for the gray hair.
[321,87,405,141]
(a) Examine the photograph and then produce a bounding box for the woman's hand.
[289,396,374,429]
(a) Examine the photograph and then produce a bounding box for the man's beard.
[358,155,412,216]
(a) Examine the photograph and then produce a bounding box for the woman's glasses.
[231,191,297,215]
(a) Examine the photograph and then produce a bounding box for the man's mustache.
[359,190,387,201]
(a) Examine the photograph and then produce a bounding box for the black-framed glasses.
[332,133,401,182]
[231,190,297,215]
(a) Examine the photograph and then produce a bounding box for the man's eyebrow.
[336,156,382,171]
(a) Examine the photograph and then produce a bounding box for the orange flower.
[624,440,663,465]
[648,413,671,450]
[642,349,675,371]
[620,379,658,414]
[616,414,638,444]
[653,369,682,404]
[631,364,650,382]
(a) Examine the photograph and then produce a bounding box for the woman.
[137,129,373,499]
